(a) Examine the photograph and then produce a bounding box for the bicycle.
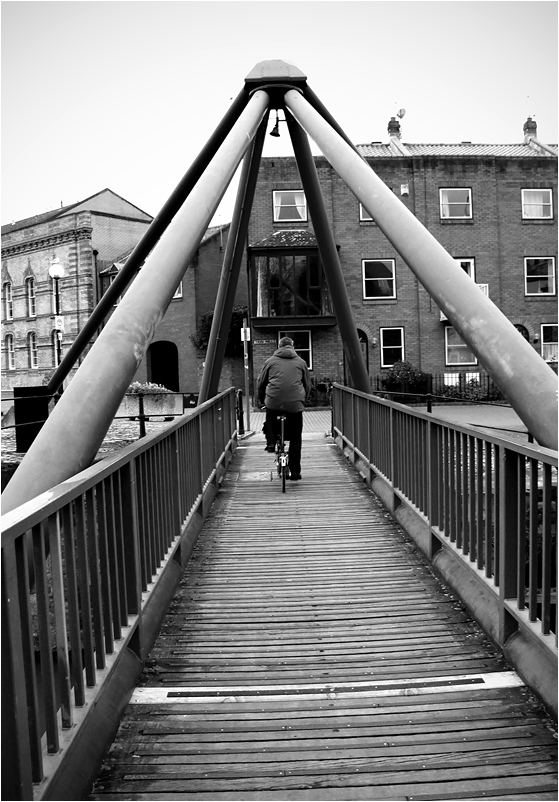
[271,414,290,492]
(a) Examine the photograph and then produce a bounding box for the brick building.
[247,117,558,395]
[2,189,152,390]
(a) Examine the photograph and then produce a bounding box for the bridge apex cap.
[245,60,307,85]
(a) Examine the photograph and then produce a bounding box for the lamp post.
[49,256,65,365]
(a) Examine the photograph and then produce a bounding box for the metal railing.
[332,384,557,657]
[1,389,237,801]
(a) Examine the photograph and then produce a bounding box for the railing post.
[427,420,442,557]
[498,447,520,645]
[237,390,245,435]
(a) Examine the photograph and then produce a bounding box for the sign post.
[241,318,251,430]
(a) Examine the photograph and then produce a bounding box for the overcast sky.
[2,0,557,227]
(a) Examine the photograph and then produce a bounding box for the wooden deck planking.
[90,435,557,801]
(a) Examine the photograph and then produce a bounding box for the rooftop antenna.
[397,108,406,119]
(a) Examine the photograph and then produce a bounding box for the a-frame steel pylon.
[3,60,557,513]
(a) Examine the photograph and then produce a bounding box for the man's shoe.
[265,446,275,453]
[289,473,302,480]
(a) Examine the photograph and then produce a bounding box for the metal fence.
[1,389,237,801]
[332,384,557,658]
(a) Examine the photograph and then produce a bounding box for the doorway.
[147,340,179,391]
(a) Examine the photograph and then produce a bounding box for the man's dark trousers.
[265,409,303,475]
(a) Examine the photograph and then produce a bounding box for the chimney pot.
[388,116,401,139]
[523,116,537,141]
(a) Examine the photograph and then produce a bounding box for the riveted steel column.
[285,110,370,393]
[198,116,267,403]
[284,89,558,450]
[2,90,270,513]
[47,89,250,395]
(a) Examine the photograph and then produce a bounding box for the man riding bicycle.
[257,336,311,481]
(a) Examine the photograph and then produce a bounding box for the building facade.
[246,118,558,395]
[1,189,152,391]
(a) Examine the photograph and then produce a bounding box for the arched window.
[5,334,15,370]
[51,329,63,367]
[3,281,13,320]
[28,332,38,369]
[26,277,36,317]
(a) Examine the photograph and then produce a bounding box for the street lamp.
[49,255,65,365]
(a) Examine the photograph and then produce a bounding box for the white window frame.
[278,329,312,369]
[445,326,478,366]
[522,188,553,220]
[3,281,13,320]
[439,188,472,219]
[359,203,373,222]
[541,324,558,363]
[524,257,556,296]
[6,334,15,370]
[380,327,404,368]
[273,190,307,222]
[362,259,396,300]
[172,281,183,299]
[453,257,476,281]
[28,332,38,369]
[26,277,36,317]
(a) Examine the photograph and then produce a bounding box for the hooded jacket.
[257,345,311,413]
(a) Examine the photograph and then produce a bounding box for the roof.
[104,223,231,274]
[250,230,319,249]
[2,188,152,235]
[356,141,558,158]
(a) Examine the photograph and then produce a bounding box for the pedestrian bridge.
[2,387,557,801]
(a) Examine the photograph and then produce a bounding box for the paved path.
[90,431,557,801]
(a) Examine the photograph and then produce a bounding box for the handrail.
[1,389,237,801]
[332,384,557,695]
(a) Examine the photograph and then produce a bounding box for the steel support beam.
[285,110,371,393]
[2,90,270,513]
[198,116,267,403]
[284,89,558,450]
[47,88,250,395]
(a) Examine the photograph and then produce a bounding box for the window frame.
[380,326,404,368]
[359,203,373,222]
[3,281,13,320]
[278,329,312,369]
[362,258,397,300]
[524,257,556,296]
[521,188,553,220]
[272,190,307,223]
[26,276,36,318]
[5,333,15,370]
[172,281,183,299]
[445,326,478,366]
[541,323,558,363]
[453,257,476,282]
[439,187,473,220]
[28,332,38,369]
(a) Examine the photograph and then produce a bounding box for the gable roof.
[2,189,152,235]
[356,141,558,158]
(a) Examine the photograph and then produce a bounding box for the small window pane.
[522,189,553,219]
[446,327,477,365]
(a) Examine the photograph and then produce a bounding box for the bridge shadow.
[90,428,557,801]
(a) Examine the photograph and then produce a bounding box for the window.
[172,281,183,299]
[26,277,36,317]
[5,334,15,370]
[278,330,312,368]
[541,324,558,363]
[362,259,396,299]
[440,188,472,219]
[522,189,553,219]
[254,253,332,318]
[380,327,404,367]
[28,332,38,369]
[454,257,475,281]
[3,281,13,320]
[445,327,477,365]
[524,258,556,296]
[359,203,373,222]
[273,190,307,222]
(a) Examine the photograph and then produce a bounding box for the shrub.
[127,381,171,395]
[191,305,248,358]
